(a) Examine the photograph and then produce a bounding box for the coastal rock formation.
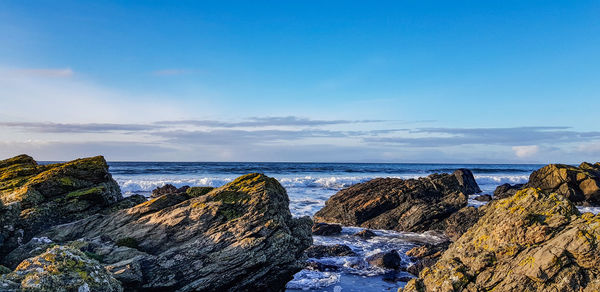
[305,244,356,258]
[312,222,342,236]
[0,154,137,259]
[0,245,122,291]
[42,173,312,291]
[366,250,403,270]
[402,188,600,291]
[494,162,600,205]
[314,170,481,235]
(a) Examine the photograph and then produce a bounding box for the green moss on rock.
[186,186,214,197]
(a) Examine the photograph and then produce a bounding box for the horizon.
[1,1,599,163]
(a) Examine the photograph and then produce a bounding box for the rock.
[305,244,356,258]
[442,206,484,241]
[312,222,342,236]
[150,183,189,198]
[314,170,481,234]
[405,241,450,276]
[0,265,9,275]
[0,155,131,260]
[354,229,377,239]
[0,245,122,291]
[402,188,600,291]
[527,162,600,205]
[473,194,492,202]
[43,173,313,291]
[366,250,403,270]
[493,183,524,200]
[186,186,215,197]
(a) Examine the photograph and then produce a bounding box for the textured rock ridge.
[0,154,131,260]
[494,162,600,205]
[313,170,481,235]
[402,188,600,291]
[43,173,312,291]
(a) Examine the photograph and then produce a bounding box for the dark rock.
[526,162,600,205]
[0,155,131,260]
[354,229,377,239]
[403,188,600,291]
[305,261,341,271]
[150,183,189,198]
[442,206,484,241]
[314,170,480,235]
[473,194,492,202]
[382,271,414,283]
[366,250,403,270]
[312,222,342,236]
[405,241,451,276]
[493,183,524,200]
[304,244,356,258]
[42,173,313,292]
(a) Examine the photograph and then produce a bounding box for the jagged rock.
[402,188,600,291]
[150,183,189,198]
[493,183,525,200]
[527,162,600,205]
[305,244,356,258]
[354,229,377,239]
[366,250,403,270]
[0,155,130,260]
[314,170,481,234]
[473,194,492,202]
[186,186,215,197]
[442,206,484,241]
[312,222,342,236]
[43,173,313,291]
[405,241,450,276]
[0,245,122,291]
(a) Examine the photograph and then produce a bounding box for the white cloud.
[12,68,74,77]
[512,145,540,158]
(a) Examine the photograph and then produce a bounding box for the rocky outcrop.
[314,170,481,235]
[305,244,356,258]
[0,245,123,291]
[366,250,403,270]
[405,241,450,276]
[312,222,342,236]
[0,154,139,260]
[402,188,600,291]
[494,162,600,205]
[41,173,312,291]
[442,206,485,241]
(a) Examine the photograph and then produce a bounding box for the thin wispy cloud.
[0,122,159,133]
[158,116,386,128]
[10,68,74,77]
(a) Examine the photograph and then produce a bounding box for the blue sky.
[0,1,599,162]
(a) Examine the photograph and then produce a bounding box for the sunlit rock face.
[314,169,481,238]
[41,173,313,291]
[402,188,600,292]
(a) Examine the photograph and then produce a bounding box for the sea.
[105,162,562,292]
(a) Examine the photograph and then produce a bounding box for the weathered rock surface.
[405,241,450,276]
[0,245,123,291]
[402,188,600,291]
[494,162,600,205]
[366,250,403,270]
[354,229,377,239]
[473,194,492,202]
[42,173,312,291]
[442,206,485,242]
[305,244,356,258]
[0,154,137,260]
[314,170,481,235]
[312,222,342,236]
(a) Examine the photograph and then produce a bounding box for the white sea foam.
[286,270,341,290]
[577,206,600,214]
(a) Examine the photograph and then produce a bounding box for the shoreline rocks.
[313,169,481,238]
[403,188,600,291]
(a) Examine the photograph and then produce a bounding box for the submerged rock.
[402,188,600,291]
[314,170,481,236]
[354,229,377,239]
[0,245,122,291]
[0,155,135,260]
[43,173,312,291]
[473,194,492,202]
[366,250,403,270]
[312,222,342,236]
[305,244,356,258]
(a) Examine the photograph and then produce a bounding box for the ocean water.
[103,162,544,291]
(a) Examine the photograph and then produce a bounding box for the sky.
[0,1,599,163]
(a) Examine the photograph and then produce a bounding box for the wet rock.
[405,241,450,276]
[473,194,492,202]
[314,170,481,235]
[0,245,122,291]
[43,173,313,291]
[402,188,600,291]
[305,244,356,258]
[493,183,524,200]
[354,229,377,239]
[0,155,131,260]
[150,183,189,198]
[312,222,342,236]
[366,250,403,270]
